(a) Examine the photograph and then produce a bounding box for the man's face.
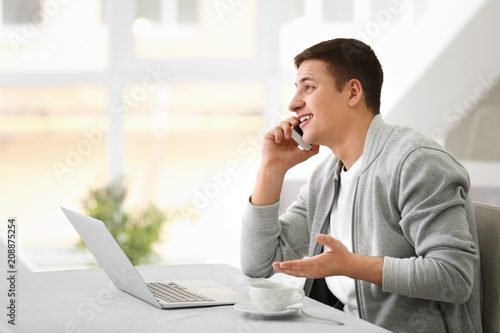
[288,59,349,147]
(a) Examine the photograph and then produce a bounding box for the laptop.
[61,207,248,309]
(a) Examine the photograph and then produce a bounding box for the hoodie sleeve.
[382,147,478,304]
[240,185,311,278]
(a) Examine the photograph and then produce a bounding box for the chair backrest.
[474,201,500,333]
[279,176,308,216]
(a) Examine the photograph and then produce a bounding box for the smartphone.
[291,125,313,151]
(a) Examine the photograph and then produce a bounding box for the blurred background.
[0,0,499,271]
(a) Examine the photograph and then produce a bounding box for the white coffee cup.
[249,282,305,312]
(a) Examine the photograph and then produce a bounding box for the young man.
[241,38,482,332]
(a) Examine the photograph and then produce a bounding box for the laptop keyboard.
[147,282,215,303]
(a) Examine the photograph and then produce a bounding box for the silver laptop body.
[61,207,247,309]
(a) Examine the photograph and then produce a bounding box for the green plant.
[77,180,196,266]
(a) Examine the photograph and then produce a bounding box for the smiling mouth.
[298,115,313,129]
[299,115,313,123]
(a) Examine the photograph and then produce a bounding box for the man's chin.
[302,134,313,145]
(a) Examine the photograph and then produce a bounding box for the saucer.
[234,301,300,317]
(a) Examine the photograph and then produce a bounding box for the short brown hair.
[294,38,383,114]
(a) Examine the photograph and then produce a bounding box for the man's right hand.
[251,117,319,206]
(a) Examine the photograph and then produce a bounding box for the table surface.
[1,264,391,333]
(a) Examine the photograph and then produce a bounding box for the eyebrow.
[295,75,315,87]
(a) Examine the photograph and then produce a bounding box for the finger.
[278,258,315,273]
[315,233,338,248]
[274,260,316,278]
[274,265,306,277]
[279,117,299,140]
[269,126,285,144]
[278,260,304,270]
[276,269,309,278]
[284,116,299,126]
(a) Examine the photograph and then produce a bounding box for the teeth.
[299,115,313,123]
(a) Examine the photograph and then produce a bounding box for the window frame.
[0,0,286,181]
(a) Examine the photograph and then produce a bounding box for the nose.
[288,90,304,113]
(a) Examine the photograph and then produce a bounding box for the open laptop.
[61,207,247,309]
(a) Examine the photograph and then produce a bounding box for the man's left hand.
[272,234,352,279]
[272,233,384,286]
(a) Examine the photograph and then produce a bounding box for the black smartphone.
[291,125,313,151]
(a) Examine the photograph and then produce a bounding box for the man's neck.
[330,112,374,171]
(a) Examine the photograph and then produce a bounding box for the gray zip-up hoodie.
[241,115,482,332]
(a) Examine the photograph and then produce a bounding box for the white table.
[1,264,391,332]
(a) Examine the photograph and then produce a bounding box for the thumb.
[316,233,337,247]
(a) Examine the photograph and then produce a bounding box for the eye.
[305,85,313,91]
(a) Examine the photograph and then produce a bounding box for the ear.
[346,79,363,108]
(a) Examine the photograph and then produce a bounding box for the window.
[122,81,265,207]
[136,0,199,26]
[0,0,264,270]
[177,0,199,24]
[137,0,161,24]
[0,85,108,269]
[2,0,41,24]
[0,0,108,71]
[133,0,257,59]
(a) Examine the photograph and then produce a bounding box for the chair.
[279,176,309,216]
[474,202,500,333]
